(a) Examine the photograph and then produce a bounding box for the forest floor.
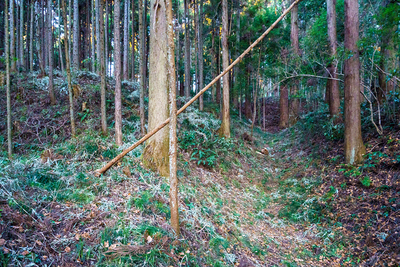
[0,72,399,266]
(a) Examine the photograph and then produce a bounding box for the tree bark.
[219,0,230,138]
[6,0,12,158]
[138,0,146,134]
[91,0,95,71]
[143,0,169,177]
[114,0,123,145]
[289,0,299,125]
[96,0,100,73]
[99,0,107,134]
[131,0,135,80]
[105,0,109,75]
[211,23,216,102]
[58,0,65,73]
[198,0,204,111]
[326,0,340,119]
[184,0,190,100]
[30,1,34,72]
[166,0,179,236]
[344,0,365,164]
[48,0,55,105]
[73,0,79,69]
[123,0,129,80]
[10,0,16,72]
[19,0,24,70]
[61,0,76,136]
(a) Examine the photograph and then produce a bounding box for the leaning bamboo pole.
[95,0,303,175]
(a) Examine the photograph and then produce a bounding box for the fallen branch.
[95,0,303,175]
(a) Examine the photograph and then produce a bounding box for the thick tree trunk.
[279,84,289,128]
[138,0,146,134]
[184,0,190,99]
[344,0,365,164]
[6,0,12,158]
[73,0,79,69]
[289,0,299,125]
[143,0,169,177]
[198,0,204,111]
[48,0,55,105]
[123,0,129,80]
[99,0,107,134]
[19,0,24,70]
[114,0,123,145]
[219,0,230,138]
[326,0,340,119]
[166,0,179,236]
[30,1,34,71]
[61,0,76,136]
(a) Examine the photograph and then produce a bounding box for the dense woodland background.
[0,0,400,266]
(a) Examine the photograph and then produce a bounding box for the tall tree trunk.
[105,0,109,75]
[131,0,135,80]
[176,0,181,96]
[235,0,240,109]
[19,0,24,70]
[36,5,45,75]
[61,0,76,136]
[194,0,198,103]
[211,23,216,102]
[279,84,289,128]
[96,0,100,73]
[344,0,365,164]
[85,0,90,70]
[123,0,129,80]
[91,0,95,71]
[289,0,299,125]
[143,0,169,177]
[68,0,72,62]
[73,0,79,69]
[114,0,123,145]
[48,0,55,105]
[166,0,179,236]
[58,0,65,73]
[42,0,47,69]
[138,0,146,134]
[6,0,12,158]
[219,0,230,138]
[10,0,15,72]
[216,36,221,104]
[184,0,190,99]
[30,1,34,72]
[198,0,204,111]
[99,0,107,134]
[326,0,340,119]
